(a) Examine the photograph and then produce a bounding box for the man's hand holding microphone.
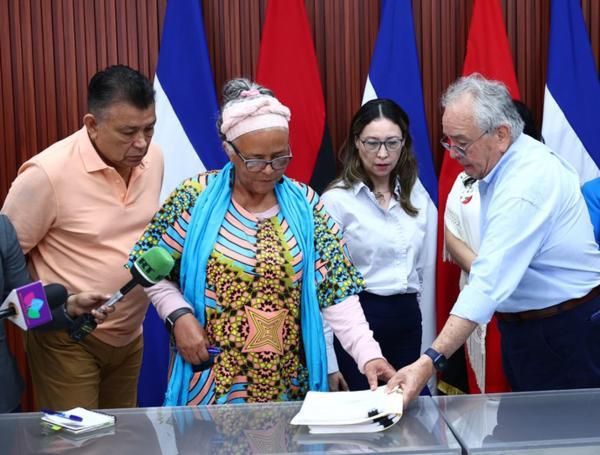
[69,247,175,341]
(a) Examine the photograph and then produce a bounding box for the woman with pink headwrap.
[128,78,394,406]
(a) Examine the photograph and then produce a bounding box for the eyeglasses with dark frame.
[227,141,293,172]
[440,130,489,157]
[358,136,405,154]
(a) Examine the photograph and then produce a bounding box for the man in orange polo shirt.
[2,65,164,409]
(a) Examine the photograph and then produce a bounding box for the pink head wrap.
[220,94,291,142]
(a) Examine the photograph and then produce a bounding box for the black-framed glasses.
[227,141,293,172]
[440,130,489,157]
[358,136,405,154]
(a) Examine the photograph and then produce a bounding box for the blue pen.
[191,347,221,372]
[41,408,83,422]
[207,346,221,356]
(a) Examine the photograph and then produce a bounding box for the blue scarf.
[164,162,328,406]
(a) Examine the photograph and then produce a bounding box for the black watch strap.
[424,347,448,372]
[165,307,193,334]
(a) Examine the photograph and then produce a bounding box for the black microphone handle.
[120,277,138,296]
[0,307,16,320]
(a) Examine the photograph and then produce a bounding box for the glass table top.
[434,388,600,454]
[1,396,461,454]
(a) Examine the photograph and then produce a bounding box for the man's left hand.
[364,358,396,390]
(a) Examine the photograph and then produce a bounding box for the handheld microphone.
[69,247,175,341]
[103,246,176,309]
[0,282,68,330]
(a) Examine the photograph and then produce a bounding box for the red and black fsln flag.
[256,0,336,194]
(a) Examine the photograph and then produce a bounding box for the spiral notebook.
[41,407,116,434]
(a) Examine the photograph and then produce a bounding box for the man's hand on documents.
[385,355,434,408]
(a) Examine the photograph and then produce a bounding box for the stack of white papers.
[41,407,116,434]
[291,386,403,433]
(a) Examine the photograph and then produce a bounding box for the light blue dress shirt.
[582,177,600,246]
[452,134,600,324]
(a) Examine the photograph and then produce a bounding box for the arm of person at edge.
[444,226,476,274]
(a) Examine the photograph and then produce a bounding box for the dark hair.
[215,78,275,140]
[87,65,155,116]
[329,99,419,216]
[512,99,543,142]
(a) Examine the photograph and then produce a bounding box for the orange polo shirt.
[2,127,163,346]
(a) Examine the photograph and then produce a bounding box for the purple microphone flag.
[16,281,52,328]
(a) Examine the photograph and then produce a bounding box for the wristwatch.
[165,308,193,334]
[424,348,448,372]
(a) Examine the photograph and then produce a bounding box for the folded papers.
[291,386,403,433]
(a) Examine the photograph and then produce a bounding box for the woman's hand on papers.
[364,358,396,390]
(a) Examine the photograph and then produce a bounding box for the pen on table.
[41,408,83,422]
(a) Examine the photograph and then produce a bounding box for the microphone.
[0,282,68,330]
[103,246,176,309]
[69,246,175,341]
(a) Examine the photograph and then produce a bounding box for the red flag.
[256,0,335,193]
[436,0,519,394]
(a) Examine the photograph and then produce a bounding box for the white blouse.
[321,180,436,299]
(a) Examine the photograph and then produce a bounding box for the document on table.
[291,386,403,433]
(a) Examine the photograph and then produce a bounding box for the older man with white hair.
[388,74,600,405]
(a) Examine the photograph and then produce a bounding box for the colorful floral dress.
[129,172,364,404]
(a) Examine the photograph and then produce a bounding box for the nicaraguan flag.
[542,0,600,184]
[153,0,226,201]
[362,0,437,359]
[138,0,224,407]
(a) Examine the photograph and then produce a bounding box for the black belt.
[495,284,600,322]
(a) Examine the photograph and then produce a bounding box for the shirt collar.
[77,126,149,174]
[480,133,523,186]
[353,179,401,197]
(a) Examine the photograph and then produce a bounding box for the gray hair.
[441,73,524,141]
[216,78,275,139]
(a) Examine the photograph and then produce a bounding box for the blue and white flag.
[362,0,437,358]
[542,0,600,185]
[138,0,224,407]
[153,0,226,201]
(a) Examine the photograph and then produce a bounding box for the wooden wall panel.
[0,0,598,195]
